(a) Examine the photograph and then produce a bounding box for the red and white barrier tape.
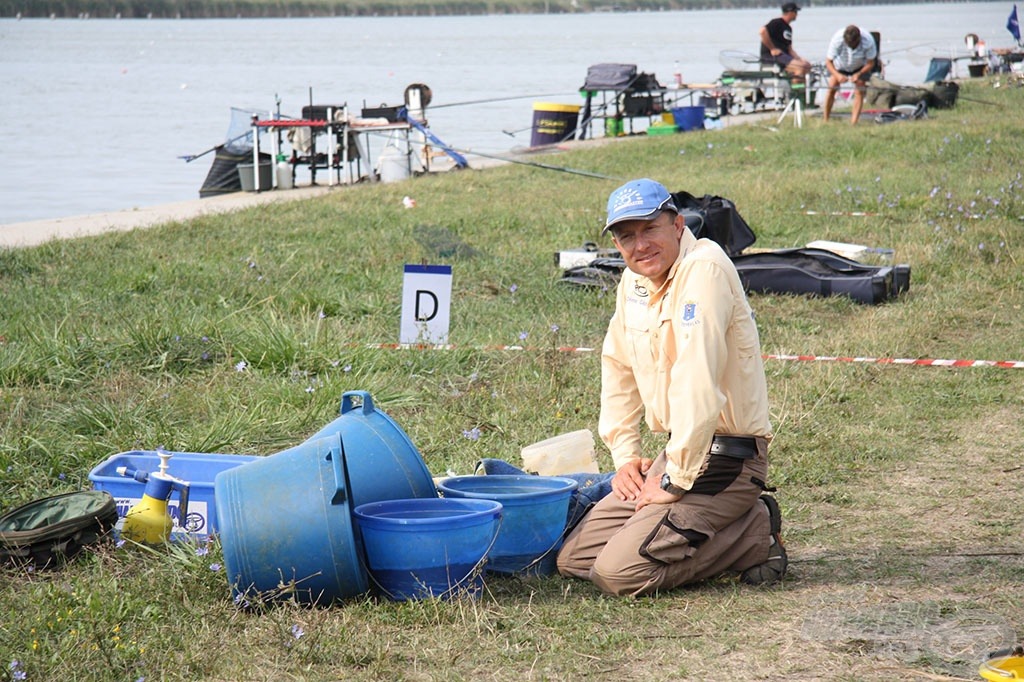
[762,353,1024,369]
[360,343,1023,368]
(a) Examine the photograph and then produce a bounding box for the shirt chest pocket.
[622,302,675,371]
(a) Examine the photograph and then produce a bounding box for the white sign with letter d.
[400,264,452,344]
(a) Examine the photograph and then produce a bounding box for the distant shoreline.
[1,0,976,20]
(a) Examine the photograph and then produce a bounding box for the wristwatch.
[660,473,686,496]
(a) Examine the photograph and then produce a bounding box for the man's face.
[785,9,798,21]
[610,211,684,287]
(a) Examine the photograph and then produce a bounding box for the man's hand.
[611,458,653,502]
[634,474,682,512]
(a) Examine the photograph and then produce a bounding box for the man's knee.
[590,554,655,596]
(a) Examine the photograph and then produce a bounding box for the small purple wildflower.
[462,427,482,441]
[235,361,247,372]
[58,472,65,480]
[518,331,528,341]
[343,364,352,373]
[550,324,560,333]
[291,624,305,639]
[195,546,209,557]
[209,563,222,572]
[509,284,518,294]
[318,310,326,319]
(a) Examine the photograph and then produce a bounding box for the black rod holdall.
[730,247,910,304]
[0,490,118,569]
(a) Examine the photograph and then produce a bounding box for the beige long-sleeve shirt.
[598,230,772,490]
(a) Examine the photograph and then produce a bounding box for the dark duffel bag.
[0,490,118,569]
[928,81,959,109]
[672,191,758,257]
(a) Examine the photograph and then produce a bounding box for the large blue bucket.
[436,475,578,575]
[303,391,437,509]
[353,498,503,601]
[672,105,706,132]
[215,390,439,604]
[215,434,365,604]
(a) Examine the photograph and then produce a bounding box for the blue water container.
[672,105,706,132]
[215,434,365,604]
[436,475,578,575]
[303,391,437,509]
[354,498,503,601]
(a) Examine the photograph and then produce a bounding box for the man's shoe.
[740,495,787,585]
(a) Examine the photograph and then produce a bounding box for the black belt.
[709,435,758,459]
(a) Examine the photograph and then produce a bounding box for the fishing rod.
[430,92,579,109]
[178,130,254,163]
[454,147,621,180]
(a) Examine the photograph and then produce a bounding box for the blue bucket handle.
[324,435,348,506]
[340,390,375,417]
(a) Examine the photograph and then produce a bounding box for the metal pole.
[251,113,261,192]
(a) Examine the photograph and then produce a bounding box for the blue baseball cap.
[603,179,677,234]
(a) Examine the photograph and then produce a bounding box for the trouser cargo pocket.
[639,508,715,564]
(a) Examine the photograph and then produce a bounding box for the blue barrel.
[436,475,578,575]
[672,105,706,132]
[303,391,437,509]
[354,498,503,601]
[215,434,365,604]
[531,102,581,147]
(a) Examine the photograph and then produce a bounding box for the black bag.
[671,191,757,256]
[928,81,959,109]
[582,63,638,91]
[730,248,910,304]
[0,490,118,569]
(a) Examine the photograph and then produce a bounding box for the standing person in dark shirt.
[760,2,811,78]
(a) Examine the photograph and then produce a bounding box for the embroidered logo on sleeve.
[681,301,700,326]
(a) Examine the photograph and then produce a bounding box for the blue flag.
[1010,4,1021,43]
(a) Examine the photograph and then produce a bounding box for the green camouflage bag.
[0,490,118,569]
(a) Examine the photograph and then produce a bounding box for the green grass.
[2,79,1024,681]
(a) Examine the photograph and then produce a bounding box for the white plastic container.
[520,429,599,476]
[276,159,293,190]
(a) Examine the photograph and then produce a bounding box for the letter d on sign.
[400,264,452,344]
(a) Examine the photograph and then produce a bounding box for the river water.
[0,2,1013,225]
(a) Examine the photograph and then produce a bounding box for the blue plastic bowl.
[353,497,503,601]
[436,475,578,575]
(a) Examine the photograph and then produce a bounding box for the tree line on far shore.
[4,0,950,20]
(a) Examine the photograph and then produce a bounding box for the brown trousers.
[556,438,770,597]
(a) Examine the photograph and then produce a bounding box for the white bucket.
[520,429,599,476]
[378,144,410,183]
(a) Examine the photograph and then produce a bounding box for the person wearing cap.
[823,25,878,125]
[556,178,785,597]
[759,2,812,78]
